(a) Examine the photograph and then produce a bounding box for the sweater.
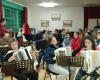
[43,45,56,64]
[71,37,81,56]
[71,37,81,51]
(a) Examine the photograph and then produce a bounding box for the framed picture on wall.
[41,20,49,27]
[63,20,72,27]
[51,14,61,21]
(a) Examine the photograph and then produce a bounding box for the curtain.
[84,6,100,29]
[23,7,31,35]
[0,0,3,18]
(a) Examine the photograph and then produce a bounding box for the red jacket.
[23,23,31,35]
[71,37,81,51]
[0,25,9,38]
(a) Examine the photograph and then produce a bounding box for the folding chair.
[82,66,100,80]
[44,63,59,80]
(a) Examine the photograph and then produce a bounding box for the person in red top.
[71,32,82,56]
[0,18,10,38]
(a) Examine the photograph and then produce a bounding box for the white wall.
[28,6,84,32]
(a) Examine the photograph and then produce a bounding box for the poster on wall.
[41,20,49,27]
[51,14,61,21]
[88,19,100,30]
[63,20,72,27]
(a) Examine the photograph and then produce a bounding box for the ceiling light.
[38,2,59,8]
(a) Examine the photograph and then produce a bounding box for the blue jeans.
[48,64,69,80]
[75,68,97,80]
[75,68,87,80]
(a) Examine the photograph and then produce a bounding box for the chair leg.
[44,71,47,80]
[56,75,57,79]
[11,76,13,80]
[42,61,44,69]
[68,66,71,80]
[48,73,52,80]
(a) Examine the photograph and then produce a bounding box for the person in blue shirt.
[43,35,69,80]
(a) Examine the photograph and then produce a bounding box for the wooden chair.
[1,59,34,80]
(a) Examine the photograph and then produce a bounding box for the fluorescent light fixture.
[38,2,59,7]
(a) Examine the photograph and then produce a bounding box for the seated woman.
[71,32,82,56]
[43,35,69,80]
[4,38,38,80]
[62,32,71,47]
[75,36,96,80]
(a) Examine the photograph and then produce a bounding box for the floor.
[1,67,78,80]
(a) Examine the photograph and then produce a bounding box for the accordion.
[13,46,33,61]
[81,50,100,73]
[55,47,72,56]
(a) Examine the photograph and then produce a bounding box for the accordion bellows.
[81,51,100,74]
[6,46,38,70]
[13,46,33,61]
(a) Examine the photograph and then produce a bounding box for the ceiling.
[11,0,100,7]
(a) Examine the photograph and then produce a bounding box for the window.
[3,6,24,32]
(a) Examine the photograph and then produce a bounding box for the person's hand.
[53,56,56,60]
[32,52,37,60]
[8,56,16,62]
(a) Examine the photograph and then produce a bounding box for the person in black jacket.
[43,36,69,80]
[57,30,64,47]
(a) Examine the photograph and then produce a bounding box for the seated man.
[4,38,38,80]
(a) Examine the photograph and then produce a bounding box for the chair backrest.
[56,56,84,67]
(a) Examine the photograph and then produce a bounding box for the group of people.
[0,19,39,80]
[0,18,100,80]
[42,29,100,80]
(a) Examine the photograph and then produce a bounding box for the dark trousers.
[14,69,38,80]
[75,68,86,80]
[75,68,97,80]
